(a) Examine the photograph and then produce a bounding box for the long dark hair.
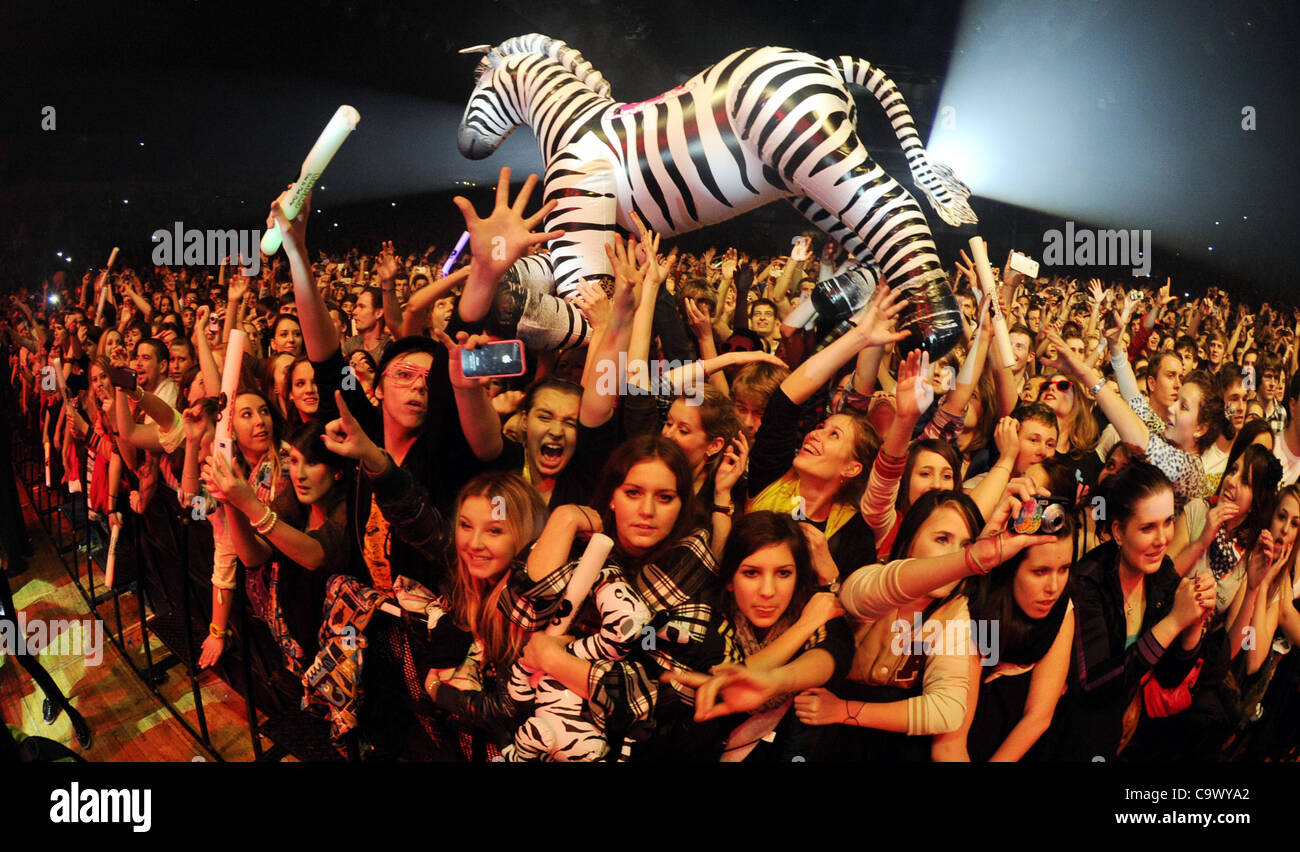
[285,419,350,513]
[1106,460,1174,538]
[963,515,1074,665]
[1225,419,1275,479]
[889,489,985,562]
[592,434,699,565]
[1219,444,1283,550]
[718,511,820,633]
[898,438,964,512]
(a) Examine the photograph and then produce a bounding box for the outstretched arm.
[433,329,504,462]
[269,189,338,361]
[454,167,563,324]
[580,235,646,427]
[779,284,908,405]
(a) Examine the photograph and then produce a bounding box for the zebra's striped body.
[459,34,975,307]
[502,565,650,762]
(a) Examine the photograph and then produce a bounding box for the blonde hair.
[448,471,546,669]
[1052,374,1099,452]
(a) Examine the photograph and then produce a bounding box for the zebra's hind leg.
[768,104,962,356]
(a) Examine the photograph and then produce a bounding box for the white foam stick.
[213,330,247,465]
[528,532,614,687]
[260,105,361,255]
[94,247,120,326]
[547,533,614,636]
[44,440,51,488]
[967,237,1016,369]
[104,524,121,588]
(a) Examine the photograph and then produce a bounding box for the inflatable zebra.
[459,34,975,355]
[503,565,651,761]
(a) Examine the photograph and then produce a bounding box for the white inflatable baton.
[967,237,1016,369]
[94,246,119,326]
[213,330,247,465]
[260,105,361,255]
[527,532,614,686]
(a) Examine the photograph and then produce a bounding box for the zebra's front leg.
[542,135,621,298]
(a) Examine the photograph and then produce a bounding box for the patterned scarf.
[732,608,802,714]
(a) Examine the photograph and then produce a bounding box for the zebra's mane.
[461,33,612,98]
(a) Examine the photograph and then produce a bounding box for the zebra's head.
[457,44,521,160]
[457,34,612,160]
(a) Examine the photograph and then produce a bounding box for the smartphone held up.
[460,339,526,380]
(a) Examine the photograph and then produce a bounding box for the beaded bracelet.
[254,510,278,536]
[251,503,273,530]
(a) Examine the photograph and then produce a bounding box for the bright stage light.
[928,0,1293,282]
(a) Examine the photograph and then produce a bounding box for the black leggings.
[0,566,76,718]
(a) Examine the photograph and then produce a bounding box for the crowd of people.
[4,167,1300,762]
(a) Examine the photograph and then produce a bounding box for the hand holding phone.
[108,366,137,392]
[461,339,526,379]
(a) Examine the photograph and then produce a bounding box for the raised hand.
[1040,328,1089,378]
[605,233,650,312]
[713,431,750,498]
[719,248,738,281]
[1158,278,1176,307]
[993,416,1020,461]
[895,349,934,421]
[452,166,564,285]
[1246,529,1279,590]
[629,212,664,280]
[790,236,812,264]
[683,296,713,341]
[322,390,383,465]
[1203,498,1241,543]
[268,185,313,259]
[375,240,400,286]
[851,283,910,349]
[201,450,253,508]
[955,249,978,290]
[799,523,839,584]
[182,401,212,444]
[432,328,491,390]
[571,278,611,332]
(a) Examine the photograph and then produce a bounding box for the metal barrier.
[9,419,354,761]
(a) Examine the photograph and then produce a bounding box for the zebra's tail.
[827,55,978,227]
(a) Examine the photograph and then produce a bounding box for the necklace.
[1123,581,1144,617]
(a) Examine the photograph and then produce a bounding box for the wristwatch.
[711,503,734,517]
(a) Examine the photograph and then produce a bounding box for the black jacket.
[1050,540,1202,760]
